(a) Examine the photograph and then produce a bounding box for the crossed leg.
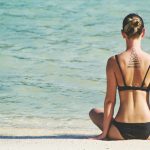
[89,108,150,140]
[89,108,124,140]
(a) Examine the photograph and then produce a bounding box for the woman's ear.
[121,30,127,39]
[141,28,145,38]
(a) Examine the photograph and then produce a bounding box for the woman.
[89,13,150,140]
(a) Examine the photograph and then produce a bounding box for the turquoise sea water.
[0,0,150,135]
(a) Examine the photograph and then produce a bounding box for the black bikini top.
[115,55,150,92]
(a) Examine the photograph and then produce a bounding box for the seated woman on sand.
[89,13,150,140]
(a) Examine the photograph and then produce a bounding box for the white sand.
[0,139,150,150]
[0,127,150,150]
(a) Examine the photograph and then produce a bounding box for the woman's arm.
[94,56,117,140]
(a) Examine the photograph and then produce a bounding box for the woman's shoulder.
[107,55,116,64]
[107,53,122,63]
[142,51,150,67]
[107,51,124,60]
[107,52,130,68]
[106,55,118,68]
[143,51,150,59]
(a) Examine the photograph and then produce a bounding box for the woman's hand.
[89,132,107,140]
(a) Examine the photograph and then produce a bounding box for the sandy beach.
[0,138,150,150]
[0,128,150,150]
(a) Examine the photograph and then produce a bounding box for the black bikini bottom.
[112,119,150,140]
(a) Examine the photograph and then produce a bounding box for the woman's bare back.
[113,49,150,123]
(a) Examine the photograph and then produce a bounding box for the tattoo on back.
[127,49,141,68]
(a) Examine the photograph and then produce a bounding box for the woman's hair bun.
[129,18,141,28]
[122,14,144,38]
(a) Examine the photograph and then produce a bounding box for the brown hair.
[122,13,144,39]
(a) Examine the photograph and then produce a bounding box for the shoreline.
[0,127,99,137]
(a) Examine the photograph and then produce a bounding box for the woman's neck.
[125,38,142,52]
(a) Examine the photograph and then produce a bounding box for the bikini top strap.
[141,65,150,87]
[115,55,126,86]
